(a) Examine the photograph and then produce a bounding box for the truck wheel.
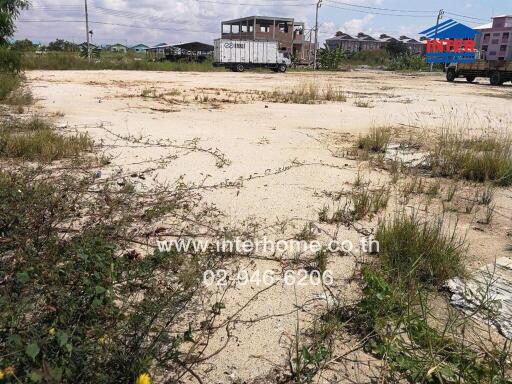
[490,71,502,86]
[446,69,456,82]
[465,76,476,83]
[236,64,245,73]
[278,64,287,73]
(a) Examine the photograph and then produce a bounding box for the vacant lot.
[25,70,512,383]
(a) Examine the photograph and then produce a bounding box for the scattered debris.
[384,143,428,168]
[446,257,512,339]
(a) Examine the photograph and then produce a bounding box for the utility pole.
[85,0,91,62]
[313,0,322,70]
[430,9,444,72]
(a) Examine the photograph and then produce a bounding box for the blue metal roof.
[419,19,479,39]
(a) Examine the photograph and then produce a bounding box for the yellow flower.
[3,366,14,376]
[0,370,4,380]
[135,373,151,384]
[98,336,106,345]
[48,327,56,336]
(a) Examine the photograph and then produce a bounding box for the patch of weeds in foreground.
[338,269,512,383]
[0,166,218,383]
[323,213,511,383]
[429,130,512,186]
[0,117,93,162]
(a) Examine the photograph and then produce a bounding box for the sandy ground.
[27,70,512,383]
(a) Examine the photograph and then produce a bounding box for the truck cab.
[278,51,292,67]
[446,59,512,85]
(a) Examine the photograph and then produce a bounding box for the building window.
[491,39,499,44]
[489,51,497,56]
[498,57,505,61]
[503,32,510,41]
[482,45,488,51]
[260,26,270,33]
[279,24,288,33]
[500,45,507,52]
[493,32,501,36]
[483,33,490,40]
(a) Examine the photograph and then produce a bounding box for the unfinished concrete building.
[221,16,314,64]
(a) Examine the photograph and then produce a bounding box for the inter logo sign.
[419,19,479,63]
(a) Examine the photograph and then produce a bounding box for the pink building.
[475,15,512,61]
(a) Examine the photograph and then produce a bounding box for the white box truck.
[213,39,291,73]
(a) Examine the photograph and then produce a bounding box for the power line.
[444,11,489,22]
[325,0,434,13]
[323,3,436,18]
[18,19,217,34]
[190,0,314,5]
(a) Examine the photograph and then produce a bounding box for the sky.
[12,0,512,47]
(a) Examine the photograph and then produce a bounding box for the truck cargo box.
[213,39,291,72]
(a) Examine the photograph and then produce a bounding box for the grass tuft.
[376,213,466,287]
[429,131,512,186]
[0,117,93,162]
[267,82,346,104]
[357,126,391,153]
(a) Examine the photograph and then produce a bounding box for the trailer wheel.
[236,64,245,73]
[490,71,502,86]
[278,64,287,73]
[446,69,456,82]
[465,76,476,83]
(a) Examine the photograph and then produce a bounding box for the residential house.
[398,35,425,55]
[325,32,359,52]
[475,15,512,61]
[108,43,128,53]
[130,44,149,53]
[356,32,381,51]
[326,32,425,55]
[220,16,314,63]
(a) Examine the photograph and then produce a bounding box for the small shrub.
[387,54,427,71]
[0,72,20,100]
[0,47,22,73]
[376,213,466,287]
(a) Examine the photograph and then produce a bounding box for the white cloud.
[342,14,375,35]
[13,0,412,45]
[15,0,319,45]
